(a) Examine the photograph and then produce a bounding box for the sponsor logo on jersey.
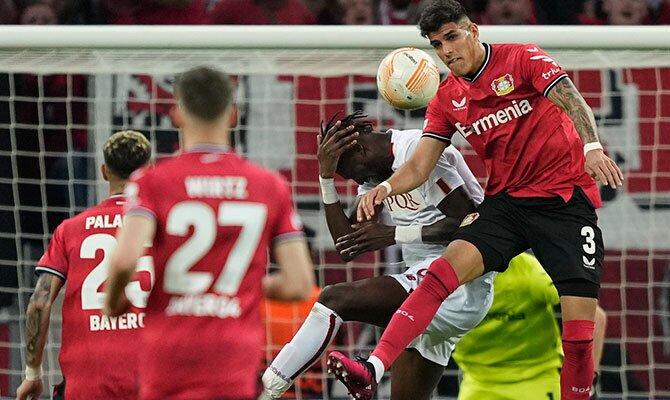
[384,190,425,214]
[491,73,515,96]
[542,67,563,80]
[451,97,467,111]
[460,212,480,227]
[454,99,534,138]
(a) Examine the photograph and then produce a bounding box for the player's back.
[36,195,149,399]
[127,146,304,399]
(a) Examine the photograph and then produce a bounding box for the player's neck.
[108,182,125,197]
[181,127,231,149]
[464,42,487,79]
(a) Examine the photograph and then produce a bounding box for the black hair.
[320,110,373,138]
[418,0,470,38]
[175,66,234,123]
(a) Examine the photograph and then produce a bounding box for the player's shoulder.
[493,42,541,54]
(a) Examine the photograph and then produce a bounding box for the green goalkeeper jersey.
[452,252,563,383]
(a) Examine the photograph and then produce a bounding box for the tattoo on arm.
[25,274,55,366]
[547,77,599,144]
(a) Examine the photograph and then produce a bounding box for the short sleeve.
[272,176,306,245]
[423,149,466,207]
[421,94,455,144]
[519,44,569,97]
[35,223,68,281]
[124,168,157,221]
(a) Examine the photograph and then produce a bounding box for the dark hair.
[418,0,470,38]
[175,66,234,122]
[103,130,151,179]
[320,110,373,138]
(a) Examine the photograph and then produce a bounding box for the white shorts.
[390,257,496,366]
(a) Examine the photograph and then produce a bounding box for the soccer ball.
[376,47,441,111]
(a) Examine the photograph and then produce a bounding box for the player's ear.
[469,23,479,41]
[227,104,238,129]
[170,104,183,129]
[101,164,109,182]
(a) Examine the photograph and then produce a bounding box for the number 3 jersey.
[125,145,304,400]
[36,194,147,399]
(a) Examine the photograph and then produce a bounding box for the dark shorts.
[452,187,604,298]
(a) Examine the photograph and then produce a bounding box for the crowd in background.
[0,0,669,26]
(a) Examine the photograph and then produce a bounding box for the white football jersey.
[358,129,484,266]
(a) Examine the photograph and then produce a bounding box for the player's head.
[418,0,483,77]
[174,66,236,140]
[322,111,394,185]
[102,130,151,184]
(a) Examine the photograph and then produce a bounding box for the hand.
[335,222,395,259]
[104,290,131,317]
[16,378,43,400]
[585,148,623,189]
[357,186,388,222]
[317,121,358,178]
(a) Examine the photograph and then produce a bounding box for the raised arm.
[16,273,64,400]
[547,76,623,188]
[357,137,447,221]
[105,214,155,317]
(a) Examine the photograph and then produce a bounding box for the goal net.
[0,25,669,399]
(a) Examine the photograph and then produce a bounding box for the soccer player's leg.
[390,258,494,400]
[390,349,444,400]
[368,195,527,371]
[524,188,604,400]
[260,276,408,399]
[328,195,528,398]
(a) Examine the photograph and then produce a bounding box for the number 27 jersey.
[125,146,304,399]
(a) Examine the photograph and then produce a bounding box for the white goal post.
[0,25,669,400]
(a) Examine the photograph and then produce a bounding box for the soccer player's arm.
[17,227,67,400]
[105,179,156,317]
[521,44,622,188]
[421,151,477,244]
[357,99,452,221]
[266,178,315,301]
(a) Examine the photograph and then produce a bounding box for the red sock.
[561,319,595,400]
[371,257,460,369]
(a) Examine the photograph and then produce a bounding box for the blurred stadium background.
[1,1,670,399]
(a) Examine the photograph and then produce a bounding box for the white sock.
[367,355,385,383]
[263,302,343,397]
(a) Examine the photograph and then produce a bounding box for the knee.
[317,284,348,314]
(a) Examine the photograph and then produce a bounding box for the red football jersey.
[36,195,151,399]
[125,145,305,400]
[423,43,601,208]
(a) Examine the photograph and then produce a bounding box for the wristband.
[25,365,42,381]
[394,225,423,244]
[584,142,603,156]
[319,176,339,205]
[379,181,392,195]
